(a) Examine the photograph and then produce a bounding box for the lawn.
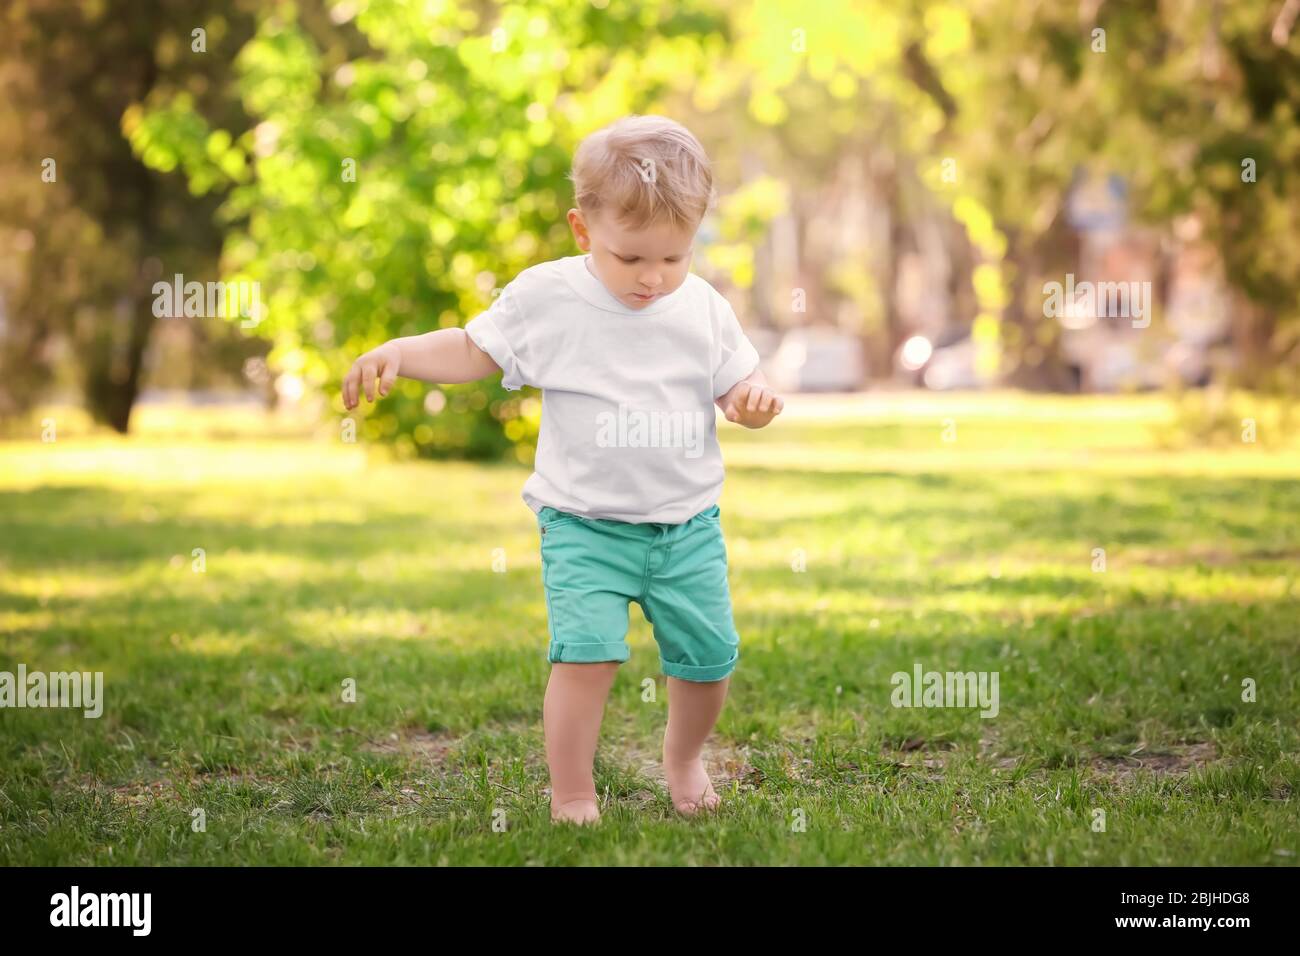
[1,392,1297,865]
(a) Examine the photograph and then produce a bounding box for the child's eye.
[616,255,639,263]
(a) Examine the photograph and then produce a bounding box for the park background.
[0,0,1297,864]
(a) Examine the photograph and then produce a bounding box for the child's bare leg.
[662,674,730,815]
[544,661,619,824]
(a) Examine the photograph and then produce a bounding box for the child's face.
[567,208,697,309]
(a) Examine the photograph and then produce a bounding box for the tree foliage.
[8,0,1297,443]
[128,0,730,459]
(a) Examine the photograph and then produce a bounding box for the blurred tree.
[0,0,264,430]
[904,0,1300,389]
[725,0,1300,390]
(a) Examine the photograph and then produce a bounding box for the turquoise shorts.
[536,503,740,682]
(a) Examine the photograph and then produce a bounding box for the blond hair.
[568,115,715,231]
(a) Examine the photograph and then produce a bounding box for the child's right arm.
[342,328,501,410]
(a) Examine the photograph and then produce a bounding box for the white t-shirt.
[463,253,760,524]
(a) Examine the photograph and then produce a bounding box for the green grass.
[1,392,1297,865]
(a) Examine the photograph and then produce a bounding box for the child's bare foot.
[662,756,720,816]
[551,797,601,825]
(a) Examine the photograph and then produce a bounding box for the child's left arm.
[717,368,784,428]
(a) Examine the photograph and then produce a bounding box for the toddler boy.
[343,114,783,824]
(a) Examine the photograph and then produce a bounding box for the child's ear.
[566,208,591,251]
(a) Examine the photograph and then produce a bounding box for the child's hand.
[343,341,402,410]
[720,380,784,428]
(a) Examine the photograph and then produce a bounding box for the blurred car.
[893,328,981,391]
[770,328,866,392]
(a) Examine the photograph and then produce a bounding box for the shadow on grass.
[2,473,1297,763]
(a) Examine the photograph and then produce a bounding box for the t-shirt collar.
[562,254,688,315]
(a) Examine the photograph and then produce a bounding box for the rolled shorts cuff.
[660,649,738,683]
[548,640,630,665]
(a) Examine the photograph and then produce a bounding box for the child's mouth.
[630,292,658,301]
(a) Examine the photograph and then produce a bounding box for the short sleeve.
[712,294,761,398]
[463,283,531,391]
